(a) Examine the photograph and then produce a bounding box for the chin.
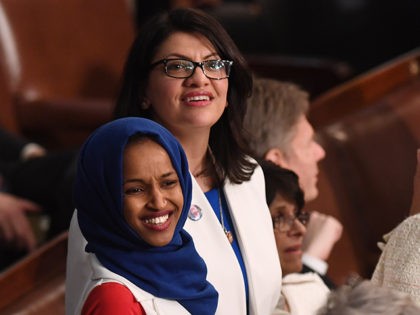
[305,188,319,202]
[282,263,303,276]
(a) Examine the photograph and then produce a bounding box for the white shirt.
[273,272,330,315]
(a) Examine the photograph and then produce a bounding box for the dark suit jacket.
[0,127,77,236]
[0,128,28,163]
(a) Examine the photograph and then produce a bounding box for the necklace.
[218,189,234,244]
[205,147,233,243]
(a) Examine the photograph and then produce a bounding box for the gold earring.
[140,99,150,110]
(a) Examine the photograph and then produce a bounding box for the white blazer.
[84,254,191,314]
[274,273,329,315]
[66,165,281,315]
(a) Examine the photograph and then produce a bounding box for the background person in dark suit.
[0,127,76,270]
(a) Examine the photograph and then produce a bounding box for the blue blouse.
[204,188,249,309]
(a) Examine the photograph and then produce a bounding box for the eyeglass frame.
[149,58,233,80]
[272,210,310,232]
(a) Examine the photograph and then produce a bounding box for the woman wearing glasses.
[66,7,281,315]
[261,160,330,315]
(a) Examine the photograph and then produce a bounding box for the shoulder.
[383,213,420,248]
[244,159,266,192]
[238,155,264,184]
[82,282,145,315]
[282,272,330,295]
[396,213,420,232]
[372,214,420,296]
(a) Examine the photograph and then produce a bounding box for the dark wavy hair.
[260,160,305,211]
[114,8,255,184]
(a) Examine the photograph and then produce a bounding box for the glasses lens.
[165,60,194,78]
[273,211,310,232]
[297,211,310,225]
[203,60,232,79]
[272,214,287,232]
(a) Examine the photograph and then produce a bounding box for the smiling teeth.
[187,95,209,102]
[144,214,169,225]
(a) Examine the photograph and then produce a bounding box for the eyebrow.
[273,204,299,215]
[163,52,220,60]
[271,205,287,214]
[123,171,177,184]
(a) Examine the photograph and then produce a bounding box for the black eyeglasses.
[150,58,233,80]
[272,210,310,232]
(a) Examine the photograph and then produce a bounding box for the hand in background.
[21,143,47,160]
[409,149,420,216]
[302,211,343,261]
[0,192,42,252]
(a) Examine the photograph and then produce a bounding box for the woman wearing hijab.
[72,117,217,314]
[67,8,280,315]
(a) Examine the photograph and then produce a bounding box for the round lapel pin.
[188,204,203,221]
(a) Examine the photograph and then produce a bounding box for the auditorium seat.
[246,53,353,99]
[0,67,17,132]
[0,0,135,148]
[0,232,67,315]
[306,48,420,283]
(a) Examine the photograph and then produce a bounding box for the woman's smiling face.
[123,138,184,247]
[145,31,229,136]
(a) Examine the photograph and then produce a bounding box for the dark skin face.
[123,139,183,247]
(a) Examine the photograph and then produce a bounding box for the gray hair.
[318,279,420,315]
[243,77,309,158]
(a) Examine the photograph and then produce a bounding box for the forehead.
[269,193,297,212]
[123,140,176,175]
[153,31,219,60]
[124,138,166,160]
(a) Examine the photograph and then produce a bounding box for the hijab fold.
[75,117,218,314]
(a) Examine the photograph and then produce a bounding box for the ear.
[264,148,290,168]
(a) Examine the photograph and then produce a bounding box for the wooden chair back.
[246,53,353,99]
[0,0,135,147]
[306,48,420,282]
[0,232,68,315]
